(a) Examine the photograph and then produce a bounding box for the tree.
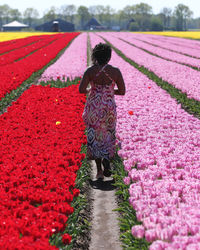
[160,7,172,29]
[116,10,126,29]
[150,17,163,31]
[23,8,39,26]
[173,4,193,31]
[119,5,137,30]
[103,5,115,27]
[122,5,136,20]
[77,6,90,29]
[135,3,152,15]
[9,8,21,21]
[129,22,139,31]
[43,6,58,22]
[88,5,105,24]
[0,4,11,25]
[134,3,152,30]
[59,5,76,23]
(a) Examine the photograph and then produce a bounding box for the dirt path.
[88,160,122,250]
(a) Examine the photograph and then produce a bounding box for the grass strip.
[100,36,200,120]
[50,144,92,250]
[87,32,92,66]
[111,152,150,250]
[0,35,77,115]
[40,77,81,88]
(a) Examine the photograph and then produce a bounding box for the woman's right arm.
[114,69,126,95]
[79,68,90,94]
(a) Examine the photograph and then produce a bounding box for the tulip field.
[0,31,200,249]
[140,31,200,40]
[0,32,54,42]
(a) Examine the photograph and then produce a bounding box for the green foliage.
[87,32,92,66]
[40,77,81,88]
[77,6,91,30]
[174,4,193,31]
[150,17,163,31]
[129,22,140,31]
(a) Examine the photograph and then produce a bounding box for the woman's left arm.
[79,69,90,94]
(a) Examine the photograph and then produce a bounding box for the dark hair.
[91,43,111,65]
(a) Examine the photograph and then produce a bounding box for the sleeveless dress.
[82,64,117,160]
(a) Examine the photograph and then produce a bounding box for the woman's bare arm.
[79,69,90,94]
[114,69,125,95]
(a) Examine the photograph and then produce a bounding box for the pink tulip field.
[111,32,200,69]
[90,33,200,249]
[132,33,200,58]
[99,32,200,101]
[39,33,87,82]
[137,33,200,51]
[1,31,200,249]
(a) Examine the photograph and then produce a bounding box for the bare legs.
[95,158,111,178]
[95,158,102,172]
[95,158,103,179]
[102,158,111,177]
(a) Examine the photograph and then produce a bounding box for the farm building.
[85,17,106,30]
[35,19,74,32]
[2,20,29,31]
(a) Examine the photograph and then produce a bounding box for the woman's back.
[79,42,125,172]
[87,64,119,86]
[83,63,116,128]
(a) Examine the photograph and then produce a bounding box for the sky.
[2,0,200,18]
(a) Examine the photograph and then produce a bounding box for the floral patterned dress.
[82,64,117,160]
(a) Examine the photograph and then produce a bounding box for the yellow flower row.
[137,31,200,39]
[0,32,56,42]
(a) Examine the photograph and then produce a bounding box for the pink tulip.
[149,240,169,250]
[131,225,145,238]
[123,176,131,185]
[145,229,157,242]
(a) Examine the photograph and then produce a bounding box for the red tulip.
[62,233,72,244]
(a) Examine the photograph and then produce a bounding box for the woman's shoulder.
[107,64,120,72]
[85,64,120,78]
[84,65,97,75]
[106,65,121,78]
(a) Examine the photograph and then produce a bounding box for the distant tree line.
[0,3,199,31]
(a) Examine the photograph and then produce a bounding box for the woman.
[79,43,125,179]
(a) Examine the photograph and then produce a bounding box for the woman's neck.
[97,63,107,67]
